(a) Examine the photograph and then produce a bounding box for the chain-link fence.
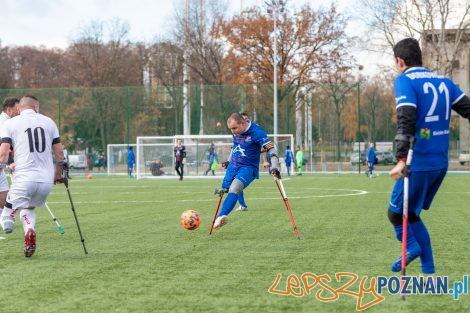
[1,83,466,172]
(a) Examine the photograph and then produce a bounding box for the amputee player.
[388,38,470,274]
[213,112,280,229]
[0,97,19,216]
[0,95,64,257]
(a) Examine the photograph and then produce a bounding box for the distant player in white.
[0,97,19,217]
[0,95,64,257]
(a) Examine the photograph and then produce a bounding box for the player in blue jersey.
[127,146,135,178]
[388,38,470,275]
[366,143,376,178]
[213,112,280,229]
[284,145,294,176]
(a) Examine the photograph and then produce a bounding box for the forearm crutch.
[401,138,414,301]
[209,189,225,235]
[61,164,88,254]
[44,203,65,234]
[274,177,300,240]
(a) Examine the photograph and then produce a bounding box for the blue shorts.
[222,166,257,190]
[389,169,447,216]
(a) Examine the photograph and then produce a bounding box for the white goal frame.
[135,134,294,179]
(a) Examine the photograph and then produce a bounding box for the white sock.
[20,209,36,234]
[1,207,15,220]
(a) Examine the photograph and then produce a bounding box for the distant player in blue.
[388,38,470,275]
[127,146,135,178]
[366,143,376,177]
[213,112,280,229]
[285,145,294,176]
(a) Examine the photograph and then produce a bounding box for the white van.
[68,154,87,169]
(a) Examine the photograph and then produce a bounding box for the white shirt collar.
[242,121,252,134]
[404,67,426,73]
[20,109,36,115]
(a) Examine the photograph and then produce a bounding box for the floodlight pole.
[267,0,285,144]
[273,11,278,140]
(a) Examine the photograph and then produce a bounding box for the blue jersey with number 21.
[394,67,465,171]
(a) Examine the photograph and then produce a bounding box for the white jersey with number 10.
[0,109,60,183]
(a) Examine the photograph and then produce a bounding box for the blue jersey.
[229,121,271,174]
[367,147,375,164]
[127,150,135,165]
[394,67,465,171]
[285,149,294,164]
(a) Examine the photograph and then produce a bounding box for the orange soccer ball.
[87,174,93,180]
[180,210,201,230]
[216,121,222,128]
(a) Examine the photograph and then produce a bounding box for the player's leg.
[236,191,248,211]
[0,191,7,217]
[214,167,255,229]
[388,176,422,272]
[297,161,302,175]
[1,202,18,233]
[409,169,446,274]
[0,171,9,216]
[21,182,53,257]
[180,163,184,180]
[175,161,182,178]
[286,162,291,176]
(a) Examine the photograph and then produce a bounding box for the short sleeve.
[394,75,417,109]
[0,119,12,141]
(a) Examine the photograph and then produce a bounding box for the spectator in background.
[127,146,135,178]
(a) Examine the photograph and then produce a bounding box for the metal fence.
[1,83,467,172]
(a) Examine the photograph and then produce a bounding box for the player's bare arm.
[0,142,11,172]
[52,143,65,182]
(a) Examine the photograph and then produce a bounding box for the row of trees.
[0,0,468,159]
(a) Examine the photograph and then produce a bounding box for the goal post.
[134,134,294,179]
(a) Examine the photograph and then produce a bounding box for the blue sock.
[394,224,422,256]
[410,221,435,274]
[218,193,239,217]
[238,191,247,208]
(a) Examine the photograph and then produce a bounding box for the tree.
[9,46,65,88]
[358,0,470,78]
[0,41,13,88]
[65,19,143,154]
[214,3,352,141]
[214,4,350,96]
[317,47,357,160]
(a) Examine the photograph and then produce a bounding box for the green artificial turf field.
[0,174,469,313]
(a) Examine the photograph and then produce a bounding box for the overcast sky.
[0,0,389,75]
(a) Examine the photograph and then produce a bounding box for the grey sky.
[0,0,387,74]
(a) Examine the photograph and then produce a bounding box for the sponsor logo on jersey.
[233,144,246,157]
[420,128,431,140]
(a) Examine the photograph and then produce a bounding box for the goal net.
[107,144,136,176]
[135,134,294,179]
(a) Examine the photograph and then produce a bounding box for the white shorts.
[0,171,9,193]
[7,181,53,209]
